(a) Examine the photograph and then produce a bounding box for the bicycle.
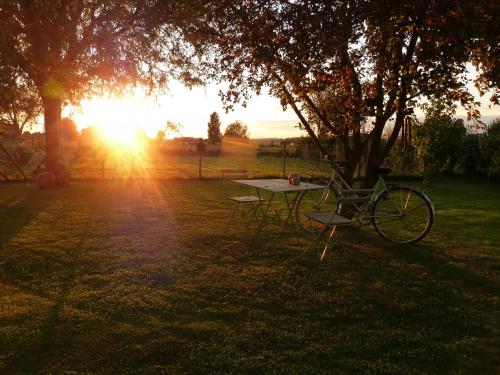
[295,158,434,248]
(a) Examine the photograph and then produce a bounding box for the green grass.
[0,139,326,180]
[2,152,329,180]
[69,154,328,180]
[0,176,499,373]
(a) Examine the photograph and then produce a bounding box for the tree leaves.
[174,0,498,184]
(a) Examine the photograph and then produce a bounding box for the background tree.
[165,121,183,137]
[155,130,166,143]
[481,120,500,181]
[413,100,466,179]
[61,117,78,141]
[207,112,222,144]
[0,0,194,182]
[154,121,182,146]
[224,121,249,140]
[0,67,41,137]
[174,0,499,186]
[460,132,487,176]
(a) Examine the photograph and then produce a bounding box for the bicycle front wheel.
[371,186,433,244]
[295,188,339,234]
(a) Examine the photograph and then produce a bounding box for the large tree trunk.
[362,121,385,188]
[42,95,62,175]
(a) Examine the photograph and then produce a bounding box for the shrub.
[413,101,466,178]
[481,119,500,180]
[460,133,487,176]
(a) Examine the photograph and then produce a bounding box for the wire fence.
[0,137,334,182]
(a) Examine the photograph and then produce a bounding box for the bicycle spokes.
[295,189,339,233]
[372,187,433,244]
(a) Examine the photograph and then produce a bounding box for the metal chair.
[228,195,265,221]
[306,212,353,261]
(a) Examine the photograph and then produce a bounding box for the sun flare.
[75,96,147,152]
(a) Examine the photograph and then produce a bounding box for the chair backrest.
[25,150,46,169]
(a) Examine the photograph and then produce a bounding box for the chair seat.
[305,212,353,226]
[229,196,264,203]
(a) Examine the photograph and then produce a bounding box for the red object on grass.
[37,172,56,189]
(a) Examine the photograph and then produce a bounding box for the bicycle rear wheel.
[295,188,339,234]
[371,186,433,244]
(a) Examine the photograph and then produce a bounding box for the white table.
[233,179,324,233]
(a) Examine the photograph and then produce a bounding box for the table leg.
[281,191,301,232]
[256,190,275,234]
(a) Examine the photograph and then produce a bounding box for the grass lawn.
[2,153,329,181]
[69,154,329,180]
[0,176,499,373]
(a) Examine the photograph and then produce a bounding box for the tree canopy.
[0,0,195,178]
[0,66,41,137]
[413,100,467,178]
[224,121,249,140]
[173,0,499,184]
[1,0,497,186]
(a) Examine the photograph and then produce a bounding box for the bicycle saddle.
[374,167,392,176]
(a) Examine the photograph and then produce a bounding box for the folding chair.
[305,212,353,261]
[25,150,46,177]
[228,195,265,223]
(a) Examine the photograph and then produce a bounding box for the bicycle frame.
[297,159,434,252]
[312,163,402,224]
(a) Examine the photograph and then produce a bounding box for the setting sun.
[73,96,149,153]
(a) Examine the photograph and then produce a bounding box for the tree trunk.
[42,96,62,174]
[362,121,385,188]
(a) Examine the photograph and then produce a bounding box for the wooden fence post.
[282,140,287,179]
[195,139,206,179]
[198,154,202,179]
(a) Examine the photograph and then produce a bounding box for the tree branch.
[273,72,329,157]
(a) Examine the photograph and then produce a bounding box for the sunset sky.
[66,81,300,140]
[62,78,499,140]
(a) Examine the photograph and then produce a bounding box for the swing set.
[0,137,45,181]
[0,140,29,181]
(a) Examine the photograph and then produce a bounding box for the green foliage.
[0,68,41,137]
[460,133,487,176]
[384,141,419,176]
[0,178,499,373]
[481,119,500,179]
[0,1,195,172]
[207,112,222,144]
[413,101,466,178]
[224,121,249,140]
[0,2,189,102]
[177,0,499,185]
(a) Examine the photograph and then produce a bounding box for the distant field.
[70,155,331,179]
[1,140,329,180]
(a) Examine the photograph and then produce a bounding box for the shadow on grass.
[367,232,500,295]
[0,185,56,248]
[1,179,498,373]
[3,193,99,374]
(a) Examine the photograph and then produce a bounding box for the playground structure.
[0,137,45,181]
[0,140,29,181]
